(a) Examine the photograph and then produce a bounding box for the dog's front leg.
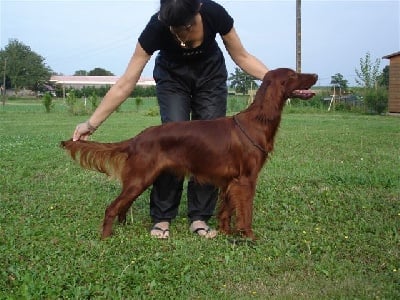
[229,178,256,240]
[237,194,255,240]
[217,188,233,235]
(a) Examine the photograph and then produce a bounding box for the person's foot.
[150,221,170,239]
[190,220,217,239]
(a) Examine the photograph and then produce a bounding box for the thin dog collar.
[233,115,268,156]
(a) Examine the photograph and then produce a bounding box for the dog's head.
[263,68,318,100]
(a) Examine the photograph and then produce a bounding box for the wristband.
[86,120,98,133]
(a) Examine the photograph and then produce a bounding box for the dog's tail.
[60,139,130,181]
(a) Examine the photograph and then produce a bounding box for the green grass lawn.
[1,99,399,299]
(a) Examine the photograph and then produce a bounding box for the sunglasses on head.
[159,12,197,30]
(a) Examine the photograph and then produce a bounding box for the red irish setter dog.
[61,68,317,239]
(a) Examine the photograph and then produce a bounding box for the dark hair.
[159,0,201,27]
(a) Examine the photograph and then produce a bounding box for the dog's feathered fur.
[61,68,317,239]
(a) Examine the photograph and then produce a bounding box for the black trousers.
[150,49,228,223]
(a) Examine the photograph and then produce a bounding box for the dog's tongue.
[292,89,315,98]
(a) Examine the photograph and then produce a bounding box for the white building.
[49,75,155,89]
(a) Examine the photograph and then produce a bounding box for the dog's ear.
[253,78,271,105]
[257,78,286,122]
[264,79,272,87]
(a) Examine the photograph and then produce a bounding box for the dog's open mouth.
[291,89,316,99]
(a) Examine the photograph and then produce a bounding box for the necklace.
[175,34,187,48]
[170,26,190,48]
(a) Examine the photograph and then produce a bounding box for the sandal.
[150,222,170,239]
[190,221,217,239]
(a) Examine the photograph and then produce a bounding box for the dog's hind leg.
[116,185,144,225]
[101,156,163,237]
[117,182,149,224]
[101,173,156,238]
[101,183,146,239]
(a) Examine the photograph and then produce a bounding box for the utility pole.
[2,57,6,106]
[296,0,301,73]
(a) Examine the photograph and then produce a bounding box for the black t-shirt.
[138,0,234,62]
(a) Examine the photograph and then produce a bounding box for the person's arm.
[73,42,151,141]
[221,27,269,81]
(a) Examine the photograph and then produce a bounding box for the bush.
[145,106,160,116]
[65,91,102,116]
[363,87,388,114]
[228,96,247,113]
[289,96,326,109]
[334,102,353,112]
[42,92,54,113]
[131,85,156,97]
[65,91,86,115]
[135,97,143,112]
[88,91,99,111]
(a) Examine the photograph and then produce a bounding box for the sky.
[0,0,399,86]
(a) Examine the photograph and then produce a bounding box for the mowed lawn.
[1,99,399,299]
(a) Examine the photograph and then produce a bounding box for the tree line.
[0,39,391,114]
[0,39,51,91]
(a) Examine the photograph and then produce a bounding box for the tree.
[228,67,258,95]
[88,67,114,76]
[355,53,388,114]
[377,65,389,88]
[330,73,348,90]
[74,70,88,76]
[0,39,52,90]
[355,52,380,88]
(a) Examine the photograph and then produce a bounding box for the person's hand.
[73,121,97,141]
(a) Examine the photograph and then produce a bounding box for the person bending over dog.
[71,0,269,239]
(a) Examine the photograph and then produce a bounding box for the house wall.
[388,55,400,113]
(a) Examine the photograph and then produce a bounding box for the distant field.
[1,100,399,299]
